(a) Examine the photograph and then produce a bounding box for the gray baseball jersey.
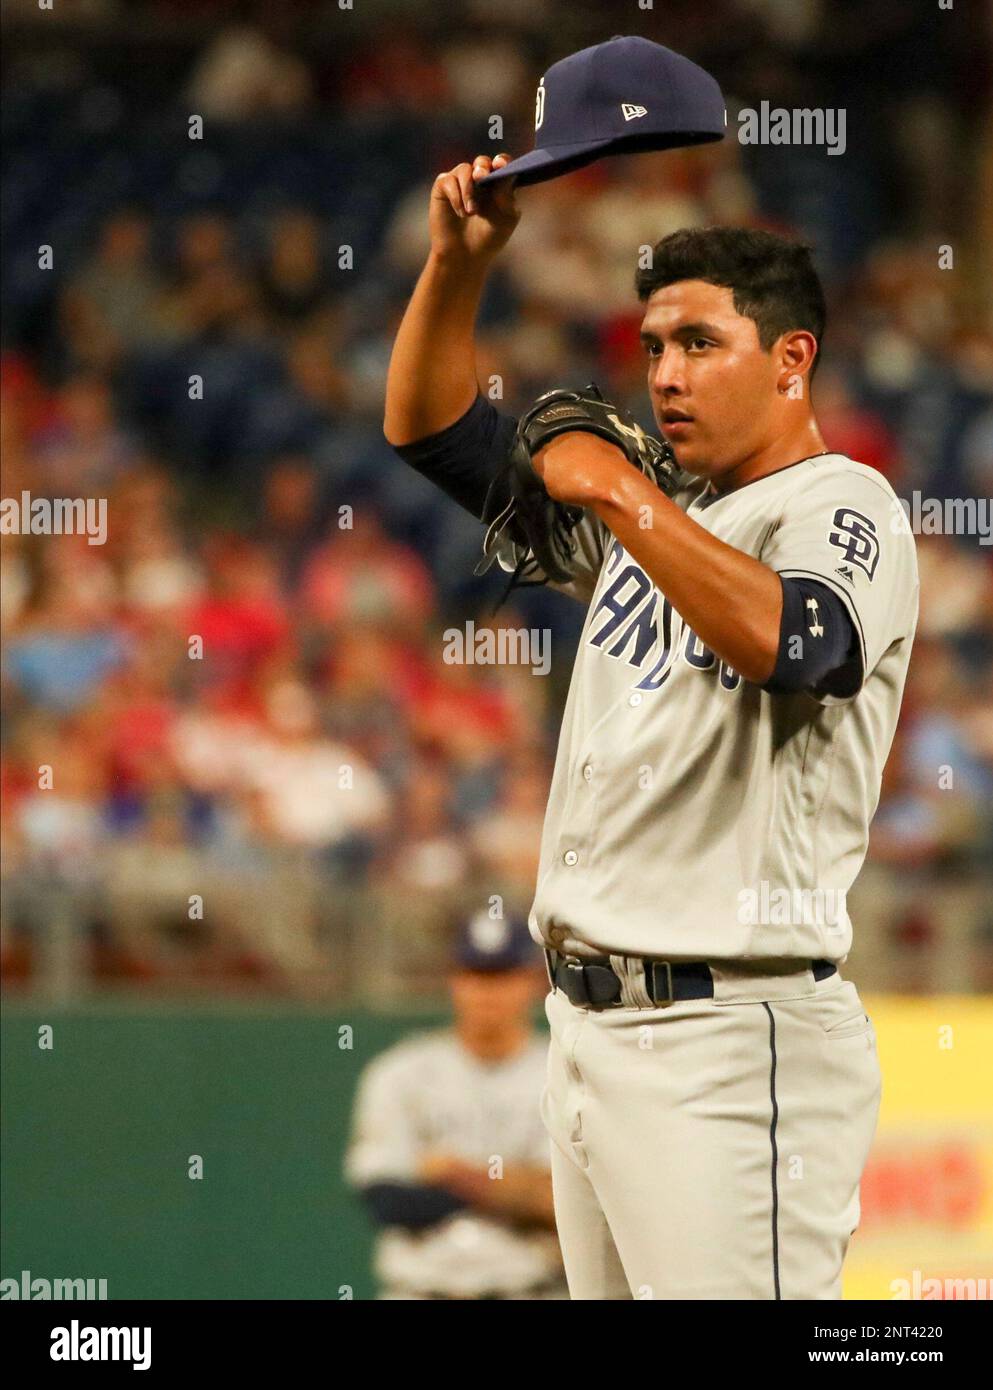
[492,452,919,963]
[345,1029,562,1297]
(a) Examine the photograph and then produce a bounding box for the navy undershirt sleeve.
[390,394,518,521]
[359,1181,469,1230]
[763,576,862,698]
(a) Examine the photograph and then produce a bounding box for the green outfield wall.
[1,1004,453,1301]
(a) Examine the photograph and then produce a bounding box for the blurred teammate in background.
[345,911,565,1300]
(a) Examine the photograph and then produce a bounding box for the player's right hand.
[430,154,521,264]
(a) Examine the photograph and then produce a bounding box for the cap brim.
[476,126,725,190]
[475,141,614,190]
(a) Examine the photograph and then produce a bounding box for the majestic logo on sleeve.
[828,507,879,579]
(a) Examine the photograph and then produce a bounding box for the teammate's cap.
[477,36,726,190]
[454,911,537,973]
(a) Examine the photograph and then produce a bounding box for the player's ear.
[776,330,817,395]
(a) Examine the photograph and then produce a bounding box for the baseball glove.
[475,383,682,596]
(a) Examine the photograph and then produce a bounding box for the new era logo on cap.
[622,103,648,121]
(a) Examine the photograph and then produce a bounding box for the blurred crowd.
[1,0,991,998]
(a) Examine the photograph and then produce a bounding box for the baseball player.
[383,40,918,1299]
[345,912,566,1300]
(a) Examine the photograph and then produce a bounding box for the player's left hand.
[532,430,629,506]
[474,383,681,590]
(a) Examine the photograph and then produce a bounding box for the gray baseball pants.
[542,961,881,1299]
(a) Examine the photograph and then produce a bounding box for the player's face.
[640,280,783,480]
[450,968,538,1033]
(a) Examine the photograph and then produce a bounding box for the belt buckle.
[563,961,587,991]
[554,956,590,1007]
[555,955,623,1009]
[650,959,674,1006]
[583,962,622,1007]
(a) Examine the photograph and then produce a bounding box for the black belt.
[546,950,836,1009]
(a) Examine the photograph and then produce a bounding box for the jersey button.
[583,765,593,782]
[629,692,643,707]
[563,849,579,867]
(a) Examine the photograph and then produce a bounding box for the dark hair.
[635,226,826,371]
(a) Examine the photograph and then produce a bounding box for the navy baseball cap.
[477,36,725,190]
[454,911,538,972]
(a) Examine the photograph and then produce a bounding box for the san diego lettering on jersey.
[588,538,741,693]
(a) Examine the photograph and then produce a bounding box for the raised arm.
[383,153,520,446]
